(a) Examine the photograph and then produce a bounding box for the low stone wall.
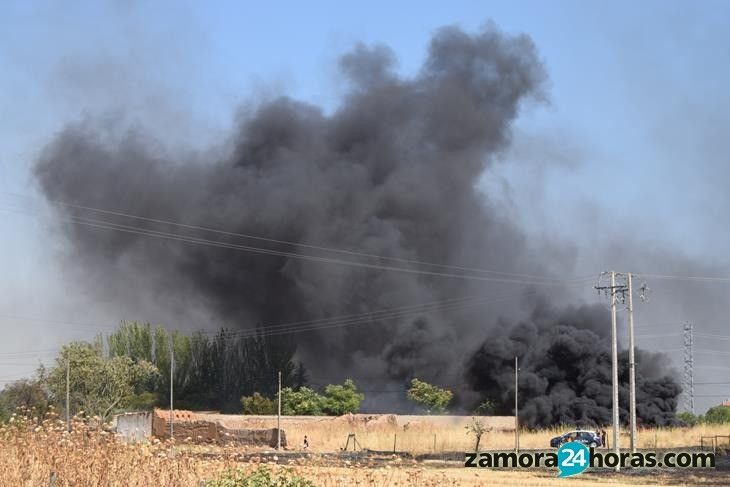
[152,409,286,447]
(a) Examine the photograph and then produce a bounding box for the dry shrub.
[0,408,726,486]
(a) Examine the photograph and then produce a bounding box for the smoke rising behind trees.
[30,23,681,423]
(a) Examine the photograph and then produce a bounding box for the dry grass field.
[1,410,728,486]
[200,412,729,453]
[285,422,730,453]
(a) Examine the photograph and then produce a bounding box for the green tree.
[704,405,730,424]
[47,342,159,422]
[107,321,155,363]
[279,387,324,415]
[407,378,453,414]
[106,324,301,413]
[322,379,364,415]
[241,392,276,415]
[677,411,700,426]
[0,379,50,422]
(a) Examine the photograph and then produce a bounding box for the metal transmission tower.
[683,323,694,414]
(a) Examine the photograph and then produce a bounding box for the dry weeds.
[0,408,727,486]
[281,419,730,454]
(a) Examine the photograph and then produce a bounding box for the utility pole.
[609,271,620,470]
[514,356,519,453]
[595,271,625,471]
[627,273,637,453]
[66,358,71,432]
[683,323,694,414]
[170,342,174,441]
[277,370,282,450]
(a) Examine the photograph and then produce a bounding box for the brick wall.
[152,409,286,447]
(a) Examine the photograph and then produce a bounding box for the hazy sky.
[1,0,729,412]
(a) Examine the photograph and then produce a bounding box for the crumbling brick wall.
[152,409,286,447]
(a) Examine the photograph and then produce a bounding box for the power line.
[0,315,119,330]
[1,195,589,285]
[0,288,536,342]
[652,348,730,356]
[197,294,485,335]
[634,333,682,339]
[0,348,59,356]
[200,287,544,340]
[694,349,730,356]
[11,193,730,285]
[639,273,730,283]
[3,203,596,286]
[0,288,545,362]
[2,266,589,344]
[695,333,730,341]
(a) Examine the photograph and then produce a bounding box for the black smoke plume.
[467,299,680,427]
[32,22,681,420]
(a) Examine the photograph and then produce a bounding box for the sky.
[1,0,730,413]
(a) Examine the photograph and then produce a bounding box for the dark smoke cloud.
[467,298,680,427]
[32,22,681,420]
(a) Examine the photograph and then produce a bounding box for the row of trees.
[105,321,305,412]
[677,407,730,425]
[0,320,459,422]
[0,321,304,421]
[241,379,365,415]
[240,378,454,416]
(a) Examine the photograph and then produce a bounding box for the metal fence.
[700,434,730,452]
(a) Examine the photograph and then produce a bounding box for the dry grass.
[280,420,730,454]
[0,409,727,486]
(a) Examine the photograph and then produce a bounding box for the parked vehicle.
[549,430,602,448]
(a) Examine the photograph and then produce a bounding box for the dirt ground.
[193,453,729,486]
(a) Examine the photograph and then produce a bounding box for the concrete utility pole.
[514,356,519,453]
[66,358,71,432]
[595,271,624,471]
[609,271,620,470]
[170,342,174,441]
[277,370,282,450]
[627,273,637,453]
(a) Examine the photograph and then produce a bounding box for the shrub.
[465,417,492,451]
[241,393,276,415]
[279,380,365,416]
[0,379,50,423]
[280,387,324,415]
[676,411,700,426]
[704,405,730,424]
[206,467,313,487]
